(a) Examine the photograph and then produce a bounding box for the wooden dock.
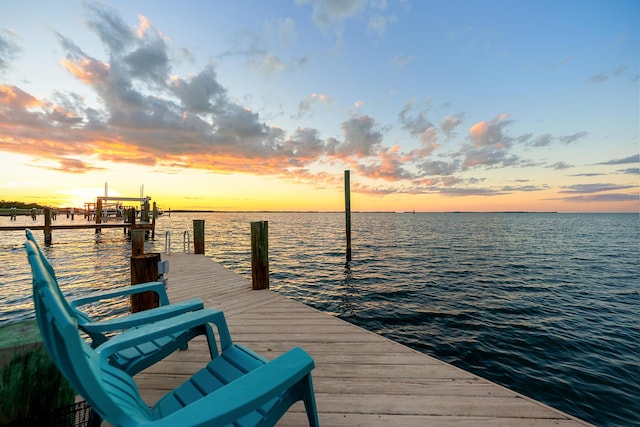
[0,223,153,232]
[131,253,592,426]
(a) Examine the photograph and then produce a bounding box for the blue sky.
[0,0,638,212]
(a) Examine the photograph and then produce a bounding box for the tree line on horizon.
[0,200,46,209]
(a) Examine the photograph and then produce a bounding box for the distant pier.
[0,198,159,244]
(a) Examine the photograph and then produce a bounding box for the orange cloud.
[468,114,512,148]
[60,58,110,84]
[137,15,152,38]
[469,121,488,146]
[0,84,43,108]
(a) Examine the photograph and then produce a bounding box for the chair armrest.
[70,281,171,307]
[78,298,204,333]
[95,308,233,359]
[150,347,315,427]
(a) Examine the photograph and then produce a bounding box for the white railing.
[164,230,171,254]
[183,230,191,254]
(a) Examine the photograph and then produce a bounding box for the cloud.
[461,145,519,169]
[468,114,513,148]
[392,52,413,67]
[596,154,639,165]
[293,93,332,118]
[531,133,553,147]
[619,167,640,175]
[220,26,307,76]
[570,173,604,177]
[329,115,383,158]
[274,17,298,47]
[298,0,367,29]
[441,187,508,197]
[398,99,440,157]
[282,127,326,163]
[589,73,608,83]
[440,114,464,138]
[368,14,397,37]
[554,193,638,203]
[518,130,588,148]
[589,64,634,84]
[501,184,546,192]
[547,161,572,170]
[416,159,460,176]
[399,99,433,134]
[171,65,226,113]
[43,158,104,174]
[558,131,588,144]
[124,39,170,84]
[455,114,525,169]
[0,29,20,74]
[559,183,636,194]
[84,2,135,54]
[356,146,412,181]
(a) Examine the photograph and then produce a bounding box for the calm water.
[1,212,638,426]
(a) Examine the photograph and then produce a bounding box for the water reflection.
[338,260,356,318]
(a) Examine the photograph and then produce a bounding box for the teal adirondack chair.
[25,229,205,374]
[27,240,320,427]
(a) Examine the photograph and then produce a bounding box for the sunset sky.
[1,1,638,212]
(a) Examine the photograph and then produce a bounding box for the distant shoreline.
[167,210,565,214]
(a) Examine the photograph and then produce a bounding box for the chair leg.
[303,374,320,427]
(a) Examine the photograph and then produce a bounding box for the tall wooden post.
[95,198,102,234]
[151,202,157,239]
[251,221,269,290]
[43,207,52,246]
[193,219,205,254]
[344,170,352,262]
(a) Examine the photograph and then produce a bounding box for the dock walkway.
[132,253,591,426]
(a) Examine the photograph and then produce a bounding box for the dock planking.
[130,253,592,426]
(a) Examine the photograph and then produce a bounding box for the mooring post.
[95,198,102,234]
[250,221,269,290]
[43,207,52,246]
[151,202,157,239]
[345,170,352,262]
[142,198,150,223]
[193,219,205,254]
[127,207,136,236]
[130,229,159,312]
[131,229,145,257]
[130,253,161,312]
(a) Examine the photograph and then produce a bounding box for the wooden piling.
[142,199,150,223]
[43,207,52,246]
[344,170,352,262]
[131,229,145,257]
[130,253,161,312]
[95,198,102,234]
[152,202,157,239]
[250,221,269,290]
[193,220,205,254]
